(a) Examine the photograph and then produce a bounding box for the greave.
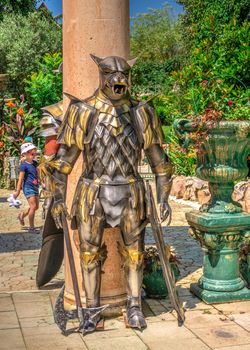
[81,261,102,308]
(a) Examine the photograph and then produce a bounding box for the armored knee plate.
[80,243,107,272]
[118,243,144,270]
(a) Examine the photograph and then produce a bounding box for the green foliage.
[130,2,184,97]
[167,129,196,176]
[0,96,38,156]
[0,11,62,93]
[178,0,250,41]
[131,59,179,96]
[0,0,39,20]
[163,1,250,123]
[24,52,62,117]
[131,3,181,62]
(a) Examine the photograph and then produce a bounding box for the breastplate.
[84,110,141,179]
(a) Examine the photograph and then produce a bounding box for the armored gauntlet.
[145,144,174,223]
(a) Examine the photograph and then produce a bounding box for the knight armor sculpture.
[46,55,173,331]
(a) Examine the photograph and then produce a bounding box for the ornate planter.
[174,120,250,303]
[143,263,180,299]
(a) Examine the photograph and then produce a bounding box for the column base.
[64,290,127,316]
[190,283,250,304]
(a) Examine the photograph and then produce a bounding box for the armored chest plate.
[85,110,141,179]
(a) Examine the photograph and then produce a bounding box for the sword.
[145,181,185,324]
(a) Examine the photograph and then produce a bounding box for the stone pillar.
[63,0,129,313]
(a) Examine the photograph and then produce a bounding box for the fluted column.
[63,0,129,312]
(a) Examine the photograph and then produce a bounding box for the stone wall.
[170,176,250,213]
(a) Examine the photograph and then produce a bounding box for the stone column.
[63,0,129,313]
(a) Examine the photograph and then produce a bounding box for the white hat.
[21,142,37,155]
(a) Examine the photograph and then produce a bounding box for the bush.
[24,52,62,118]
[1,96,38,156]
[0,11,62,94]
[162,1,250,123]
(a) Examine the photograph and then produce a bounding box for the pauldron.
[38,156,72,176]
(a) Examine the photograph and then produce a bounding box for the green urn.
[174,119,250,303]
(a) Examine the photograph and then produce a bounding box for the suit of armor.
[50,55,173,330]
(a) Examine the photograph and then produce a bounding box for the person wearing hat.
[13,142,40,233]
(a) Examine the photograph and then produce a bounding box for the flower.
[227,100,234,106]
[6,101,15,108]
[203,79,208,85]
[16,108,24,116]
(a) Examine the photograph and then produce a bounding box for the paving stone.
[0,328,26,349]
[183,297,214,311]
[232,313,250,332]
[19,315,55,329]
[85,335,148,350]
[0,296,14,311]
[135,319,195,341]
[184,309,232,329]
[214,345,250,350]
[15,300,53,318]
[24,332,87,350]
[214,301,250,315]
[141,337,211,350]
[0,293,10,298]
[12,292,51,304]
[192,324,250,348]
[0,310,19,329]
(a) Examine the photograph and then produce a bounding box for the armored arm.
[145,144,174,223]
[46,97,96,227]
[134,101,174,222]
[145,144,173,203]
[49,144,81,228]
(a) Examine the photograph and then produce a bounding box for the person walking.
[14,142,40,233]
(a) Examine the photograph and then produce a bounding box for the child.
[14,142,39,233]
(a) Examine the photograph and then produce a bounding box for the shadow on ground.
[0,231,42,252]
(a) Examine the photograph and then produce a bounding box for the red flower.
[227,100,234,106]
[17,108,24,116]
[6,101,15,108]
[203,80,208,85]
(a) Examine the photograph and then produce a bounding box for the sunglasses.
[27,150,37,156]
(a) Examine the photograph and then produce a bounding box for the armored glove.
[156,175,172,225]
[50,174,69,229]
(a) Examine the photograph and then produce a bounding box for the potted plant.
[143,246,180,299]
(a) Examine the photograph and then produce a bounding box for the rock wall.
[171,176,250,213]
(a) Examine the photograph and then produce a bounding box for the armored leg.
[77,199,106,333]
[78,199,106,307]
[120,201,147,329]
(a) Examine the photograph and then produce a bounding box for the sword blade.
[146,182,185,323]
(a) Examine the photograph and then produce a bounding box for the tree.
[131,3,182,62]
[0,0,40,20]
[0,11,62,94]
[162,0,250,124]
[177,0,250,52]
[130,3,184,97]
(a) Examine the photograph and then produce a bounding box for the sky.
[41,0,183,19]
